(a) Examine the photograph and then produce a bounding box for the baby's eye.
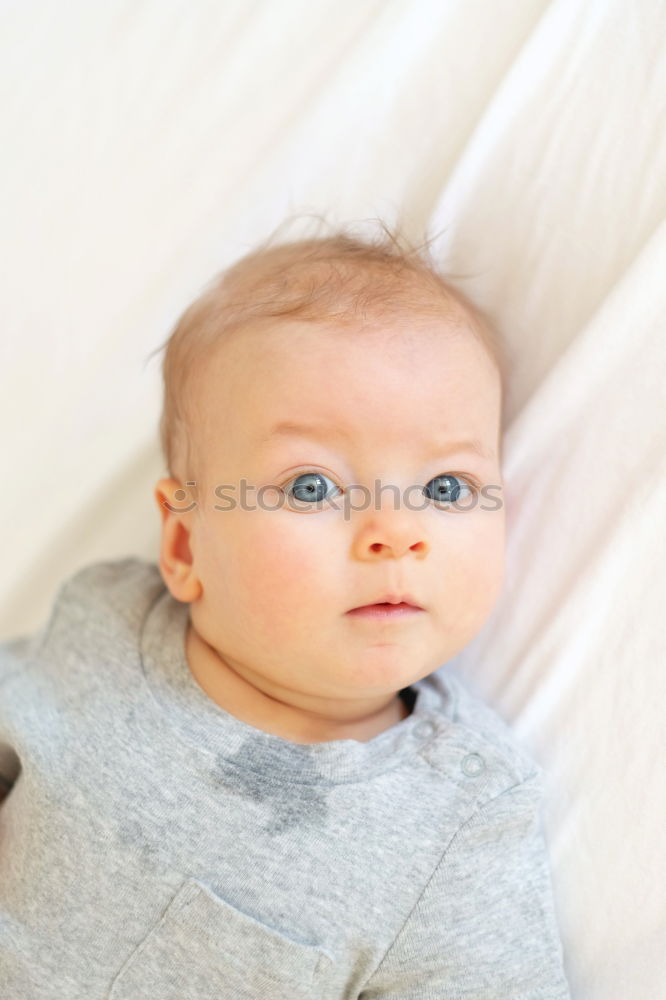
[423,474,474,507]
[281,471,342,508]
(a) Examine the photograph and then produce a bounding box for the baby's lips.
[347,592,424,611]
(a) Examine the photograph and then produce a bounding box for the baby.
[0,225,572,998]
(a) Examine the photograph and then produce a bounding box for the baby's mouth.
[346,602,424,620]
[348,593,424,612]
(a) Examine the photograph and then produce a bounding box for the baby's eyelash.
[447,474,480,491]
[279,468,479,482]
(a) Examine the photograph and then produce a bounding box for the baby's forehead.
[198,301,492,409]
[198,310,495,428]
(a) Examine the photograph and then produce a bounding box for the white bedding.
[2,2,665,996]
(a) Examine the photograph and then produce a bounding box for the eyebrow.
[261,420,495,461]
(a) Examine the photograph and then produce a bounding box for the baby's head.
[153,223,506,739]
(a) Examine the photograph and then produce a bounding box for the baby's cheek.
[461,540,505,631]
[233,514,327,628]
[434,518,505,630]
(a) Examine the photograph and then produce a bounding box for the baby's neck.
[185,623,411,745]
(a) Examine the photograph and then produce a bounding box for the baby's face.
[179,310,504,707]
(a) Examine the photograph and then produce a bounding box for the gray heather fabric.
[0,557,572,999]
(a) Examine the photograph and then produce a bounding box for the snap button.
[413,720,436,739]
[461,752,485,777]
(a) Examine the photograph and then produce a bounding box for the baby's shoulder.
[0,557,168,777]
[54,555,163,618]
[38,556,163,650]
[0,557,165,694]
[427,667,544,798]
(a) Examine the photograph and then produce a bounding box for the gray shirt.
[0,557,572,999]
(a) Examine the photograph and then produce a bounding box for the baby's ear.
[153,477,197,523]
[153,478,202,603]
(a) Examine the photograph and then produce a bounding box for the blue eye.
[282,471,341,506]
[424,474,473,505]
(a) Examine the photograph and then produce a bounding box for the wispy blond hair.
[147,218,506,485]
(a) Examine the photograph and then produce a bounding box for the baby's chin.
[321,645,436,693]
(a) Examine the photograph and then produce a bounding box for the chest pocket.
[108,877,334,1000]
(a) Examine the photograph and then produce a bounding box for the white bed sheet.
[2,2,665,996]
